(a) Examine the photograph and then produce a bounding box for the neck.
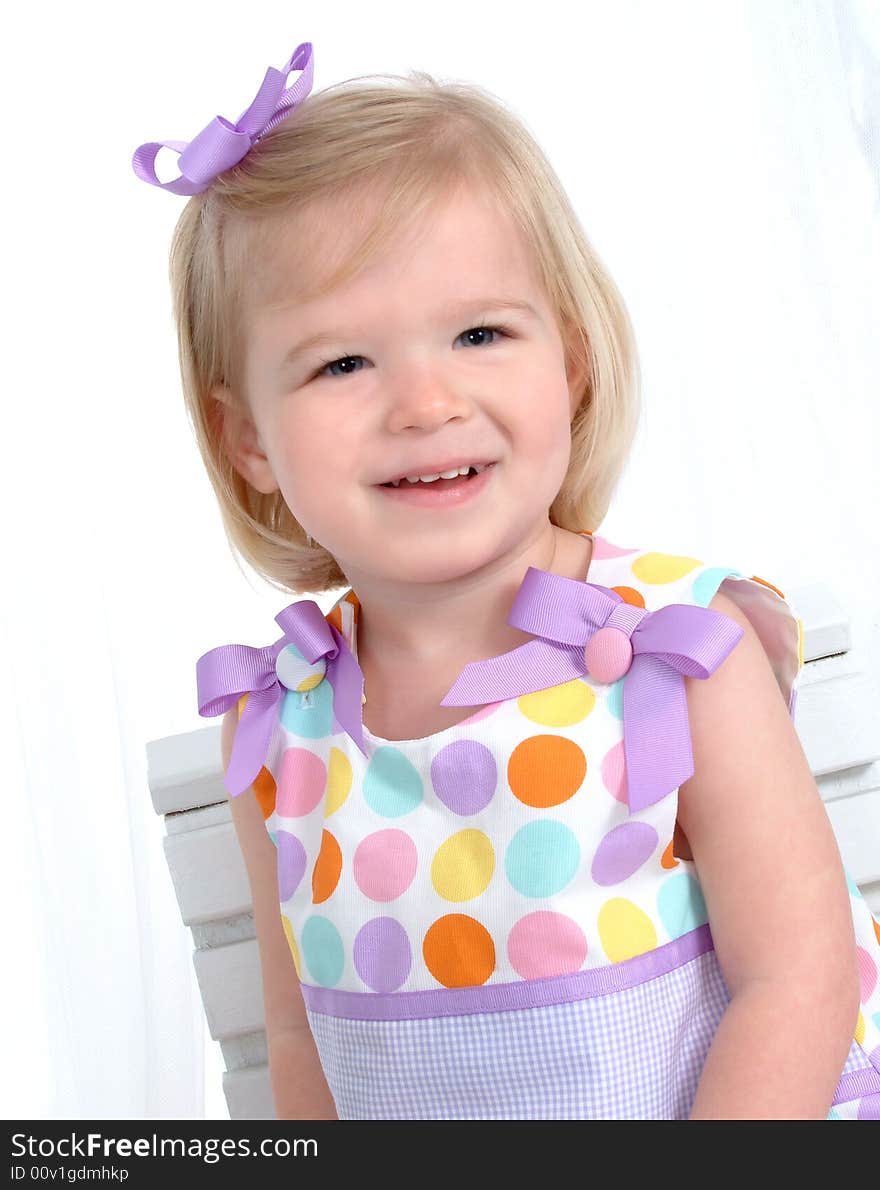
[348,525,590,700]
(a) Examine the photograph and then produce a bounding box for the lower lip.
[376,464,496,508]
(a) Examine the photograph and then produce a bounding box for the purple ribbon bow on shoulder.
[440,568,744,813]
[197,599,366,798]
[132,43,314,195]
[197,568,743,811]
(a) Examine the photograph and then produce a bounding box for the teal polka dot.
[280,682,335,739]
[505,820,580,897]
[826,1107,841,1120]
[657,872,709,938]
[268,830,278,849]
[845,870,862,898]
[364,746,423,817]
[872,1011,880,1032]
[606,678,624,720]
[301,915,345,986]
[691,567,741,608]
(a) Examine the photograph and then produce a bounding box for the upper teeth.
[389,463,490,487]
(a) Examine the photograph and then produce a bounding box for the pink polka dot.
[353,829,418,901]
[459,702,504,726]
[590,534,637,560]
[276,747,327,817]
[857,946,877,1001]
[507,911,588,979]
[600,740,627,803]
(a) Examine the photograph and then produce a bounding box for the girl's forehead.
[246,182,535,316]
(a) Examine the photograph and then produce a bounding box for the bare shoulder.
[676,589,854,994]
[678,587,807,830]
[220,706,309,1037]
[221,708,277,878]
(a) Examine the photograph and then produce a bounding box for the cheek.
[512,376,574,457]
[258,411,324,499]
[265,403,361,509]
[268,400,334,467]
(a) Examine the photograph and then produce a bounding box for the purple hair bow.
[132,43,314,195]
[196,599,366,798]
[440,568,744,814]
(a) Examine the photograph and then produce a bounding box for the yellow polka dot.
[631,552,702,585]
[796,617,804,669]
[237,693,249,717]
[324,747,352,817]
[598,897,658,962]
[431,830,495,902]
[296,671,325,692]
[518,679,595,727]
[281,914,302,979]
[855,1010,865,1046]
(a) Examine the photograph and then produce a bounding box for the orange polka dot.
[423,914,496,988]
[508,734,587,807]
[252,767,277,820]
[232,696,276,817]
[873,916,880,946]
[610,586,646,608]
[661,839,679,870]
[751,574,785,599]
[312,830,343,904]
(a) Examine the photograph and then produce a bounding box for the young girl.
[136,42,880,1120]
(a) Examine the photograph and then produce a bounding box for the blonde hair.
[169,66,642,594]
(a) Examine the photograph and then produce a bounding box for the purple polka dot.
[591,821,659,886]
[277,830,307,901]
[353,917,412,992]
[431,739,497,815]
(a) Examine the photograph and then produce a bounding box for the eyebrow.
[277,298,539,372]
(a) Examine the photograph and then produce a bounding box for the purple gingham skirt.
[306,934,725,1119]
[303,930,880,1120]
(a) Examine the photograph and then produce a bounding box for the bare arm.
[677,591,860,1119]
[221,707,339,1120]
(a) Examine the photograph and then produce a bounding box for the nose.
[384,362,473,434]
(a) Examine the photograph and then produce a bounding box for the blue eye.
[314,324,508,380]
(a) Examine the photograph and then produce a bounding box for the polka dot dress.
[231,531,880,1119]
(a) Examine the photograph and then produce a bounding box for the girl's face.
[222,183,587,587]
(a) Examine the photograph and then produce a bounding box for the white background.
[1,0,878,1118]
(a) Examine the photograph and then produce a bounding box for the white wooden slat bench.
[146,582,880,1120]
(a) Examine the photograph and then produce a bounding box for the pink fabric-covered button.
[584,626,633,683]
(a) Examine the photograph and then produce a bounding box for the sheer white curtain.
[3,0,877,1118]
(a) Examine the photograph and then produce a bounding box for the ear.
[210,385,280,495]
[564,328,591,419]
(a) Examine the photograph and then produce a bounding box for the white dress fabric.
[226,531,880,1119]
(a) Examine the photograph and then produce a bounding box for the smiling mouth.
[380,464,495,489]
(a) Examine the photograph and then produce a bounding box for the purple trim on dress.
[300,923,715,1020]
[832,1066,880,1106]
